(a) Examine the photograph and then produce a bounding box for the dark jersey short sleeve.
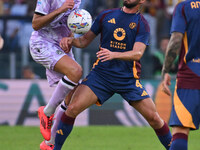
[171,3,186,34]
[135,15,150,45]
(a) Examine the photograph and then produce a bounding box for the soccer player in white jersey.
[29,0,82,149]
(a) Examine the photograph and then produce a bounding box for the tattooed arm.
[161,32,183,96]
[161,32,183,79]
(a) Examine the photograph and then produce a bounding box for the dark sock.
[154,122,172,150]
[54,113,75,150]
[169,133,188,150]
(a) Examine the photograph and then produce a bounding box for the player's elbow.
[134,56,141,61]
[133,52,143,61]
[32,21,42,31]
[32,23,40,31]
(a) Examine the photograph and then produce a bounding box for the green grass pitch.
[0,126,199,150]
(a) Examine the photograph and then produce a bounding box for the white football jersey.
[30,0,81,44]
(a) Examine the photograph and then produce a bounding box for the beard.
[123,0,140,8]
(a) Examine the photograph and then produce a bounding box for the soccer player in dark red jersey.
[161,1,200,150]
[53,0,172,149]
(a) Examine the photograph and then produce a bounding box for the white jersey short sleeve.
[35,0,51,15]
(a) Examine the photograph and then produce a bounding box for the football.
[67,9,92,34]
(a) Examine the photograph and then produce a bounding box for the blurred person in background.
[29,0,82,149]
[11,0,27,15]
[21,65,41,79]
[157,0,182,42]
[18,1,36,66]
[2,0,13,15]
[0,0,12,38]
[156,0,169,47]
[165,0,183,18]
[0,0,3,15]
[142,0,159,52]
[4,0,28,51]
[139,0,160,78]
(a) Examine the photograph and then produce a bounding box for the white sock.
[46,101,67,145]
[44,76,77,116]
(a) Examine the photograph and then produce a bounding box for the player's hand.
[161,73,172,96]
[96,47,116,62]
[59,0,75,13]
[60,37,73,53]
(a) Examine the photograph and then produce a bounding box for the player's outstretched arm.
[32,0,75,31]
[97,42,146,62]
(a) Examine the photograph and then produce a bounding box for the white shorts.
[29,39,76,86]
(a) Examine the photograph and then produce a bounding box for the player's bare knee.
[67,104,80,118]
[147,112,162,128]
[74,66,83,79]
[69,66,83,81]
[63,66,82,83]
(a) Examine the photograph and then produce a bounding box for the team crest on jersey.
[129,22,136,29]
[56,50,64,55]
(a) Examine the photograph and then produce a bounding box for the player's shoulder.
[174,0,195,14]
[172,1,186,15]
[179,0,199,8]
[98,8,120,16]
[175,0,190,9]
[138,12,149,26]
[138,12,146,20]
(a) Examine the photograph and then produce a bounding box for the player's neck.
[122,6,140,14]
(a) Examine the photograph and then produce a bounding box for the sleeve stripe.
[181,4,187,25]
[35,12,45,16]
